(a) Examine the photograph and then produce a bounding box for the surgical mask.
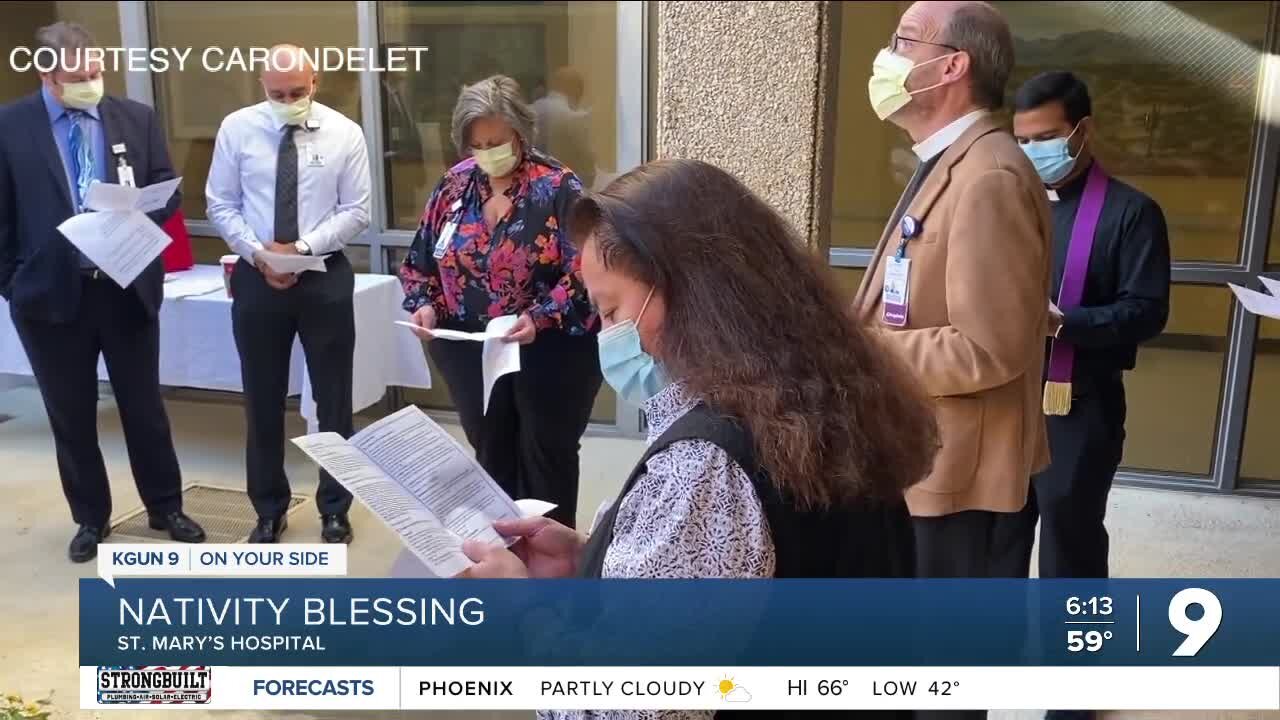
[598,287,668,407]
[59,77,103,110]
[472,141,519,178]
[1021,122,1085,185]
[270,95,312,126]
[867,48,956,121]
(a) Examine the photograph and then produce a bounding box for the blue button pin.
[900,215,920,239]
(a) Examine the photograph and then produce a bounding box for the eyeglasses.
[889,32,960,54]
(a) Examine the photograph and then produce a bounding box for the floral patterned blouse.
[398,147,597,335]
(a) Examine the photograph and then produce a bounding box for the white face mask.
[269,95,312,126]
[472,141,519,178]
[59,76,104,110]
[867,48,957,121]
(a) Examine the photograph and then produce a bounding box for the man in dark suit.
[0,22,205,562]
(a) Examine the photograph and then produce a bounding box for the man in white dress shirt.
[206,44,371,544]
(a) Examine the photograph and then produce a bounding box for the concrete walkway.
[2,385,1278,719]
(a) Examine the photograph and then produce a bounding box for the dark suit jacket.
[0,91,180,324]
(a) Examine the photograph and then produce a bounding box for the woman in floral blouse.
[399,75,601,527]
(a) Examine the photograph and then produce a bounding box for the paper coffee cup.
[220,255,238,298]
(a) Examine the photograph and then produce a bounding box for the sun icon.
[719,677,736,698]
[718,676,752,703]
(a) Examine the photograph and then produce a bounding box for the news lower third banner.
[80,579,1280,711]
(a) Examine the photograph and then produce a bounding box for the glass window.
[1268,185,1280,269]
[385,247,617,425]
[148,1,362,222]
[829,1,1269,262]
[831,267,866,303]
[997,1,1267,263]
[1240,314,1280,483]
[1121,284,1230,476]
[829,2,910,249]
[379,0,620,230]
[0,2,124,103]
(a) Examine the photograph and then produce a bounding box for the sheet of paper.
[515,498,557,518]
[57,210,172,287]
[135,176,183,213]
[162,271,225,299]
[292,431,470,577]
[292,405,527,577]
[393,316,521,413]
[258,250,327,274]
[1258,276,1280,298]
[84,176,182,213]
[1229,283,1280,320]
[481,315,521,414]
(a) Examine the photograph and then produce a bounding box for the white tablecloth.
[0,265,432,428]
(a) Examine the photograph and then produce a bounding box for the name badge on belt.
[881,256,911,327]
[433,199,464,259]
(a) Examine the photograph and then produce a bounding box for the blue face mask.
[598,287,668,407]
[1021,122,1085,185]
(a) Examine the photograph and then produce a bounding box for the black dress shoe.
[148,511,207,543]
[69,524,110,563]
[320,514,352,544]
[248,516,287,544]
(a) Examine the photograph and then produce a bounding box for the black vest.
[580,404,917,581]
[578,405,915,719]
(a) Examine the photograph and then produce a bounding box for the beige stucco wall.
[654,0,826,245]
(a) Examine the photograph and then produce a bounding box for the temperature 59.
[1067,629,1111,652]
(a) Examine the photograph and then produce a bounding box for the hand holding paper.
[57,177,184,287]
[57,210,172,287]
[395,315,521,413]
[257,250,327,274]
[84,176,182,214]
[291,406,555,578]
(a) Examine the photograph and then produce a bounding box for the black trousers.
[11,275,183,528]
[912,510,1029,720]
[231,253,355,519]
[429,330,602,528]
[1007,382,1127,580]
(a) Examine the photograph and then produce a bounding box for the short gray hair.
[450,75,536,154]
[35,21,96,72]
[943,3,1014,110]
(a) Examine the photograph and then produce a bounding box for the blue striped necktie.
[67,110,94,211]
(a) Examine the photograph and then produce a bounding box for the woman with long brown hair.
[462,157,939,594]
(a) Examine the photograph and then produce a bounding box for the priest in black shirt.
[1007,71,1171,592]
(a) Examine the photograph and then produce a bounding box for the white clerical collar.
[912,110,987,161]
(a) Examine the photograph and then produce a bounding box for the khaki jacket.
[853,115,1053,517]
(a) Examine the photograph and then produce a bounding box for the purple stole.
[1043,162,1109,416]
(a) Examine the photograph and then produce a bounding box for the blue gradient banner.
[80,579,1280,666]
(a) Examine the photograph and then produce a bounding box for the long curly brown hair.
[569,159,940,509]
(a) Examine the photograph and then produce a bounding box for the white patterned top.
[539,382,776,720]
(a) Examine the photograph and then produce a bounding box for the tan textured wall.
[655,0,825,244]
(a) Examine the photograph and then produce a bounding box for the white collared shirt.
[912,109,987,161]
[205,100,371,262]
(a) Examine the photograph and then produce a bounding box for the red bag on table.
[161,209,195,272]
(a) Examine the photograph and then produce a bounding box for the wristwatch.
[294,240,312,256]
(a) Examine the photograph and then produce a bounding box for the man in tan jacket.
[853,1,1052,586]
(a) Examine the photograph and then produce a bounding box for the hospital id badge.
[882,257,910,327]
[117,164,137,188]
[433,199,464,259]
[433,222,457,259]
